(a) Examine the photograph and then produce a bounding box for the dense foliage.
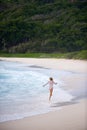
[0,0,87,53]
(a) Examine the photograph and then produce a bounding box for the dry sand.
[0,58,87,130]
[0,58,87,73]
[0,99,86,130]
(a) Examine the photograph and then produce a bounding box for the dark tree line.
[0,0,87,53]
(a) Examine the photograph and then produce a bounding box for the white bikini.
[49,81,54,89]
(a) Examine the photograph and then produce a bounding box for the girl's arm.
[43,82,49,87]
[53,81,57,85]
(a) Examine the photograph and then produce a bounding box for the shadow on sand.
[51,100,77,107]
[51,86,87,108]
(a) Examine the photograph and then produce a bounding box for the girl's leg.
[49,88,53,101]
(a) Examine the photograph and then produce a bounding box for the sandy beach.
[0,58,87,130]
[0,58,87,73]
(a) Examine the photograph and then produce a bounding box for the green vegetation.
[0,0,87,58]
[0,50,87,60]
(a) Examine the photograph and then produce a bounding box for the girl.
[43,77,57,101]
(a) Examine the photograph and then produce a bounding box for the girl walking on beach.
[43,77,57,101]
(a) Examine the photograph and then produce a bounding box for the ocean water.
[0,61,74,122]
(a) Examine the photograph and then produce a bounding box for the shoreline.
[0,57,87,73]
[0,99,86,130]
[0,58,87,130]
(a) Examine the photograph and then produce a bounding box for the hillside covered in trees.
[0,0,87,53]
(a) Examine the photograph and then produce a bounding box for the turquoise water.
[0,61,73,122]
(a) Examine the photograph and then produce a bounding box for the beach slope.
[0,58,87,130]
